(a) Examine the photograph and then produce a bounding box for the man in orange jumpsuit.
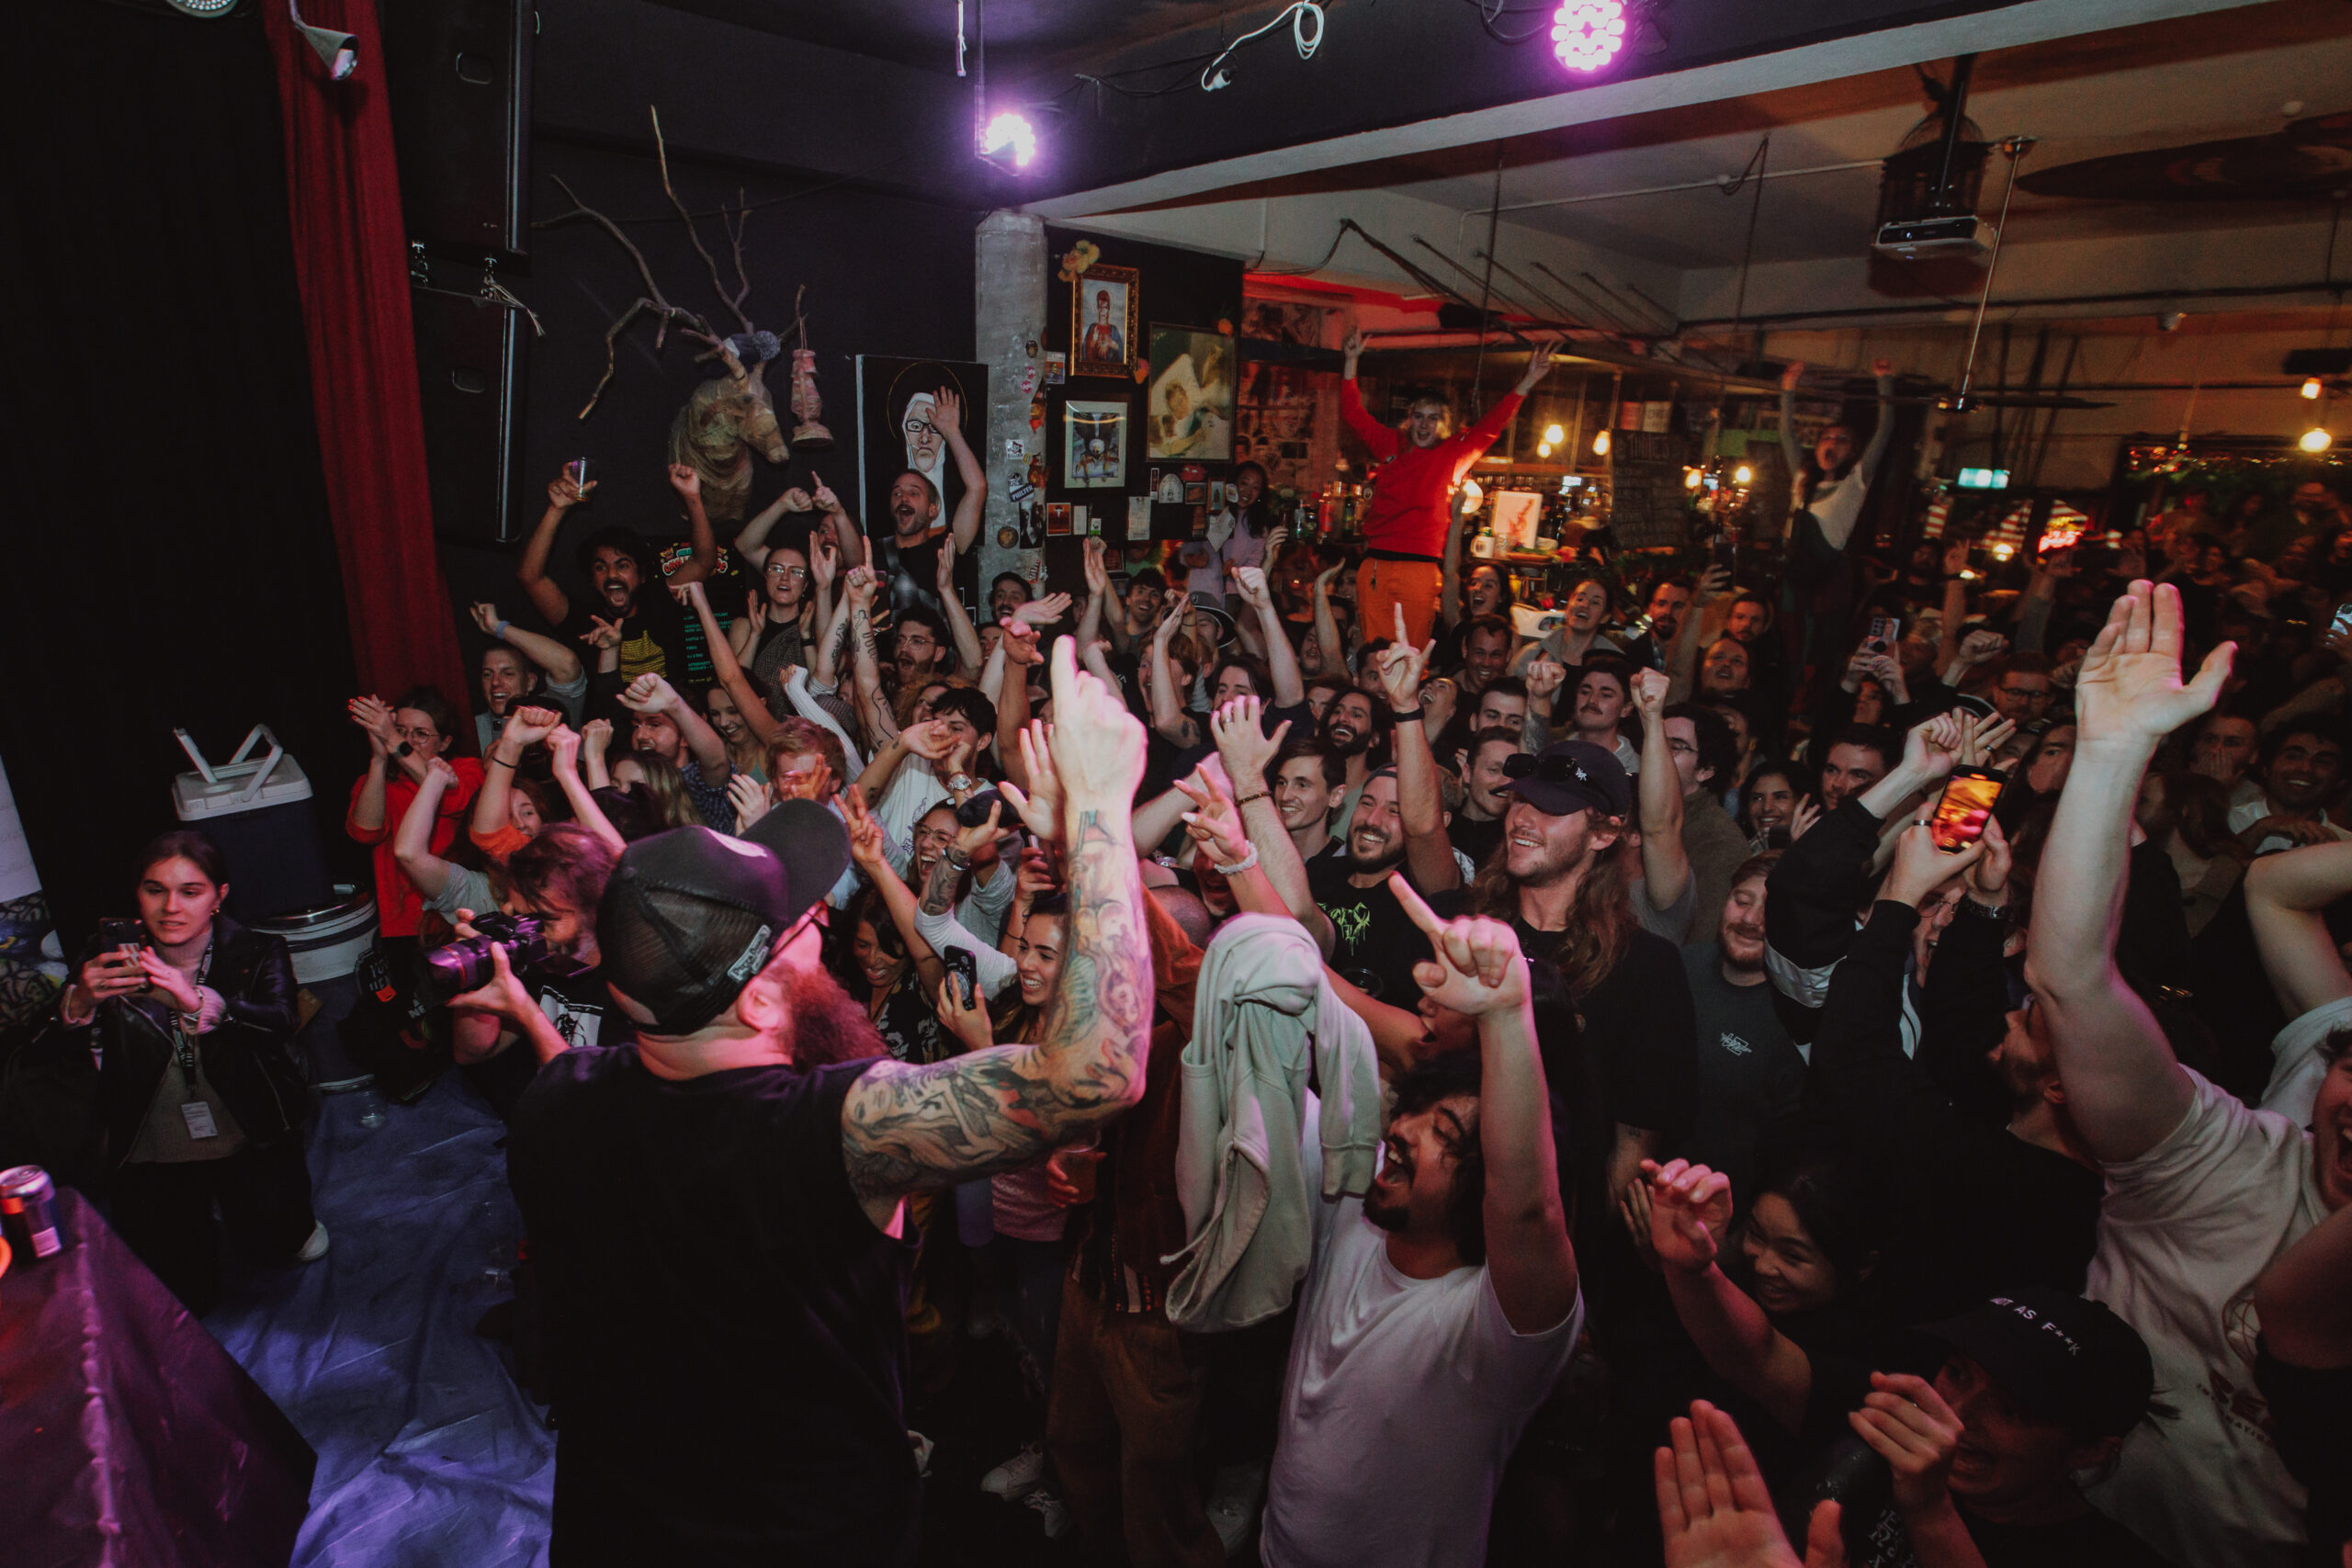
[1340,332,1561,646]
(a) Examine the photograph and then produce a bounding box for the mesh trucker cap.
[1500,739,1633,818]
[595,801,850,1035]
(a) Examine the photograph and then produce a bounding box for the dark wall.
[438,136,983,652]
[0,4,363,943]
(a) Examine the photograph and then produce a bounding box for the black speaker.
[413,266,532,544]
[382,0,532,261]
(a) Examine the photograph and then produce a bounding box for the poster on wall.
[1145,326,1237,460]
[1235,299,1338,493]
[1070,265,1139,378]
[854,355,990,612]
[1063,400,1129,490]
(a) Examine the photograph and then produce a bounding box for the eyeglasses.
[904,419,940,437]
[1501,751,1596,784]
[765,563,809,580]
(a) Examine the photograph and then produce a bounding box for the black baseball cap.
[1500,739,1632,818]
[595,801,850,1035]
[1919,1289,2154,1439]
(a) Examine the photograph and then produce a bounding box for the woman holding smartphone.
[48,830,322,1313]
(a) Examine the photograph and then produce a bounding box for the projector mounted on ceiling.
[1873,55,1995,260]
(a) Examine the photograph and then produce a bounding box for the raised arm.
[1376,611,1458,893]
[732,484,810,570]
[2244,839,2352,1018]
[1311,565,1350,681]
[518,470,592,626]
[472,705,560,844]
[843,566,899,744]
[1211,696,1329,943]
[929,387,988,555]
[470,602,583,688]
[391,757,465,899]
[1233,563,1304,707]
[2025,581,2229,1162]
[1393,875,1580,1333]
[1854,359,1897,481]
[841,640,1152,1207]
[843,786,947,997]
[662,464,718,588]
[935,535,984,677]
[812,477,866,571]
[1339,330,1401,460]
[545,726,628,857]
[617,672,731,784]
[1147,604,1197,747]
[1632,670,1689,914]
[1776,361,1805,476]
[993,621,1043,795]
[1647,1158,1815,1434]
[2255,1201,2352,1370]
[1078,537,1114,656]
[678,580,785,749]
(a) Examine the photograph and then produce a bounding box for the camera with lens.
[420,911,583,1007]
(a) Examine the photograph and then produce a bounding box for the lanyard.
[169,937,216,1080]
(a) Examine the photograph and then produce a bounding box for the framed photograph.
[1184,482,1206,505]
[1062,399,1129,491]
[1046,502,1073,536]
[1071,265,1139,379]
[1146,325,1237,461]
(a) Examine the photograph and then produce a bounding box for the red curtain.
[261,0,471,723]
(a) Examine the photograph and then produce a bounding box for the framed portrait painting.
[1145,325,1236,461]
[1062,399,1129,490]
[1070,265,1139,379]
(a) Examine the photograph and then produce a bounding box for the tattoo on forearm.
[842,807,1152,1199]
[920,853,959,917]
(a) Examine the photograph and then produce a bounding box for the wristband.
[493,620,510,639]
[1214,845,1261,875]
[489,753,518,770]
[1390,705,1425,722]
[946,773,976,794]
[1233,790,1271,808]
[1955,896,2008,921]
[944,847,973,870]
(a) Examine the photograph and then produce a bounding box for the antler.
[541,174,721,418]
[652,106,755,336]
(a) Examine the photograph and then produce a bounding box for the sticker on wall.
[1004,437,1025,459]
[997,525,1020,549]
[1071,504,1089,535]
[1046,502,1073,536]
[1007,475,1035,504]
[1028,399,1046,433]
[1025,338,1040,359]
[1126,495,1152,541]
[1045,352,1067,387]
[1020,366,1038,396]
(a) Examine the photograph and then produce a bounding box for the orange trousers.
[1354,558,1443,648]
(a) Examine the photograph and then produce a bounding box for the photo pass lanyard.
[171,937,218,1138]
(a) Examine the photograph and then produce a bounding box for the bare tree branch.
[653,106,755,336]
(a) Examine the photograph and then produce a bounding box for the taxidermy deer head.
[542,106,786,525]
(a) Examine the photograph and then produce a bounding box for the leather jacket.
[45,917,308,1168]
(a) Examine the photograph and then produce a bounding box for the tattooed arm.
[843,565,899,744]
[841,640,1153,1224]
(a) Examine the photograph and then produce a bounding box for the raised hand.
[997,721,1064,845]
[1886,820,1984,907]
[666,462,701,499]
[729,772,773,835]
[1082,536,1109,596]
[347,694,398,754]
[672,578,710,611]
[1958,628,2008,666]
[1642,1159,1733,1275]
[780,486,814,513]
[1013,592,1074,627]
[741,595,768,642]
[1390,872,1528,1017]
[1515,334,1563,394]
[1231,565,1273,611]
[1264,525,1290,562]
[813,477,842,514]
[1013,844,1059,905]
[548,472,595,510]
[1175,770,1250,868]
[1375,604,1432,712]
[616,674,680,715]
[810,536,840,592]
[2075,581,2233,753]
[581,717,613,757]
[1900,711,1965,786]
[1342,328,1367,374]
[582,615,623,651]
[1046,637,1148,807]
[1525,658,1568,705]
[1631,665,1670,723]
[1848,1372,1962,1515]
[845,563,879,611]
[1787,795,1821,841]
[1211,695,1287,785]
[1001,617,1045,668]
[1959,713,2016,768]
[1657,1402,1844,1568]
[1966,814,2011,903]
[928,385,964,434]
[933,969,993,1054]
[421,755,460,791]
[469,602,503,637]
[1314,561,1345,595]
[1780,360,1806,392]
[841,785,888,870]
[1152,599,1186,647]
[899,718,956,761]
[953,800,1007,862]
[548,727,582,777]
[1941,537,1970,578]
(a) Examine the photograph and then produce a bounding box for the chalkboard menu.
[1608,429,1695,549]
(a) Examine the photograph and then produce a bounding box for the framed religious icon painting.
[1062,399,1129,490]
[1070,265,1139,379]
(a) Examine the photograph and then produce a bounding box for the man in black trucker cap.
[507,639,1156,1566]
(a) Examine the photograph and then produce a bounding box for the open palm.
[2074,581,2231,749]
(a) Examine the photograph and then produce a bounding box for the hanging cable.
[1202,2,1326,91]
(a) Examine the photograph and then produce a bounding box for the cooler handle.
[173,728,219,784]
[231,726,287,803]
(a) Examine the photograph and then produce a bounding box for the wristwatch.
[945,772,976,795]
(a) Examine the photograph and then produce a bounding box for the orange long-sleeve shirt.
[346,758,482,938]
[1340,381,1522,558]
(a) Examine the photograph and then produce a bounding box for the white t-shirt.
[1260,1145,1581,1568]
[2263,993,2352,1125]
[2084,1070,2325,1568]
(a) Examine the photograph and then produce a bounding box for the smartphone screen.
[97,918,148,954]
[1930,769,2004,852]
[2331,603,2352,640]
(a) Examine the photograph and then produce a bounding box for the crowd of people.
[20,360,2352,1568]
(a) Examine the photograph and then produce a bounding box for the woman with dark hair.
[348,683,482,953]
[45,830,322,1313]
[1739,761,1820,851]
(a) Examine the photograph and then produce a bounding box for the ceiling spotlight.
[1734,464,1753,486]
[2303,378,2324,400]
[1543,423,1566,446]
[1592,429,1611,457]
[1537,442,1554,458]
[1551,0,1626,72]
[288,0,356,78]
[979,111,1038,169]
[2301,426,2335,454]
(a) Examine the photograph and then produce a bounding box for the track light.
[288,0,356,79]
[1543,423,1566,446]
[2303,378,2324,400]
[2302,426,2335,454]
[1550,0,1626,73]
[978,111,1038,170]
[1592,430,1611,457]
[1537,442,1554,458]
[1734,464,1753,486]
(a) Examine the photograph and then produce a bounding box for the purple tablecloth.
[0,1186,314,1568]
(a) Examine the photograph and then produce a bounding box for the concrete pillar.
[975,209,1048,601]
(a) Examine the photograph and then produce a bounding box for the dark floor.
[199,980,1091,1568]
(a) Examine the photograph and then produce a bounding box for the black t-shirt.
[466,962,622,1123]
[1679,942,1805,1209]
[1448,812,1507,876]
[508,1049,918,1565]
[2256,1344,2352,1556]
[1308,849,1432,1004]
[558,586,691,685]
[875,528,976,622]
